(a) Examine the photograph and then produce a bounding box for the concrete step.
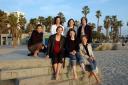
[0,66,100,85]
[0,72,92,85]
[16,73,92,85]
[0,67,51,80]
[0,58,51,70]
[0,58,70,70]
[0,64,84,80]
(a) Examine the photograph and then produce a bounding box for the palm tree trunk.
[97,18,99,31]
[106,29,109,41]
[120,27,121,37]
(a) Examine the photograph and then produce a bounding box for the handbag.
[85,60,96,72]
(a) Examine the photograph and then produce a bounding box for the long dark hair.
[35,24,42,29]
[53,16,62,25]
[66,29,77,40]
[67,18,75,27]
[80,17,88,25]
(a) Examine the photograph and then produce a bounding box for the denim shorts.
[69,54,77,66]
[89,60,97,71]
[76,52,85,64]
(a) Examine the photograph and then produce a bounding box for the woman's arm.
[50,25,55,35]
[88,44,94,57]
[79,44,84,56]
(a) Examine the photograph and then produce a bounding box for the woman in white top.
[64,18,77,36]
[51,16,64,35]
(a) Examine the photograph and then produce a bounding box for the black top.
[65,37,79,55]
[77,25,92,43]
[28,30,43,46]
[83,44,90,57]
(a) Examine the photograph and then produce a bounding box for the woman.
[65,29,79,80]
[79,35,100,84]
[51,16,64,35]
[64,18,77,36]
[77,17,92,44]
[46,26,65,80]
[27,24,45,57]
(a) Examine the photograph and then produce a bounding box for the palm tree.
[111,15,117,42]
[18,15,27,32]
[88,22,96,31]
[45,16,53,32]
[8,13,18,47]
[104,16,111,40]
[26,23,33,33]
[0,10,8,34]
[75,20,80,28]
[29,18,38,30]
[38,16,45,25]
[82,6,90,18]
[57,12,66,25]
[118,20,123,37]
[98,26,102,42]
[96,10,102,31]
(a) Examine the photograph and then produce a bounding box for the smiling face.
[81,18,87,26]
[69,20,75,27]
[37,26,43,33]
[82,36,88,44]
[56,26,63,35]
[69,30,75,37]
[56,18,61,25]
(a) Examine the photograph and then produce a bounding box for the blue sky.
[0,0,128,35]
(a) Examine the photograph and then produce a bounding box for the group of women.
[27,16,100,84]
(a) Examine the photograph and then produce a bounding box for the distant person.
[79,35,100,84]
[64,18,77,36]
[46,26,65,80]
[77,17,92,44]
[27,24,46,57]
[51,16,64,35]
[65,29,79,80]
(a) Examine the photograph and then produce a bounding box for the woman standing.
[65,29,79,80]
[51,16,64,35]
[79,35,100,84]
[27,24,45,57]
[64,18,77,36]
[46,26,65,80]
[77,17,92,44]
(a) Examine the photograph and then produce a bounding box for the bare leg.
[56,63,62,80]
[33,50,39,57]
[91,72,101,84]
[53,63,58,76]
[33,43,42,57]
[72,65,78,80]
[80,63,86,72]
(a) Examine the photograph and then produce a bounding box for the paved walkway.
[0,45,128,85]
[94,50,128,85]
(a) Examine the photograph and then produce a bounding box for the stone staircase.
[0,58,100,85]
